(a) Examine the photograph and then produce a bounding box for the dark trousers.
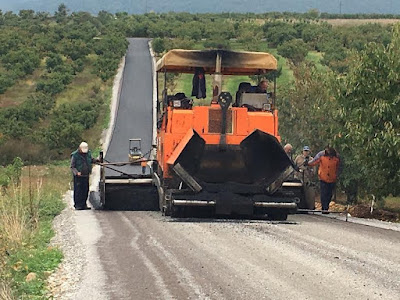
[320,180,335,211]
[73,176,89,209]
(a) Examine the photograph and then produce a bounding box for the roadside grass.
[0,163,70,298]
[383,196,400,213]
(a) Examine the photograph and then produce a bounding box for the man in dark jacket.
[70,142,97,210]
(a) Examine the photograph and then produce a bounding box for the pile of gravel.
[47,192,86,299]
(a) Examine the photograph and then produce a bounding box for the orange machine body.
[157,104,280,178]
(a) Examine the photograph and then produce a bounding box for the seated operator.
[254,80,268,93]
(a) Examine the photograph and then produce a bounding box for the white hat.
[79,142,88,153]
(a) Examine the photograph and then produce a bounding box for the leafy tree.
[335,25,400,199]
[203,37,230,50]
[278,62,338,152]
[0,74,15,94]
[59,38,90,61]
[55,3,68,23]
[93,56,120,81]
[237,26,263,51]
[93,34,128,57]
[304,9,320,19]
[321,46,349,74]
[46,53,64,72]
[19,10,35,19]
[0,93,55,138]
[36,69,73,95]
[46,101,100,149]
[262,21,297,47]
[97,10,114,24]
[152,37,165,54]
[277,39,309,65]
[2,49,40,76]
[71,58,85,74]
[46,119,84,149]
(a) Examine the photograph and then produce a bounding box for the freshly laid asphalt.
[104,38,154,177]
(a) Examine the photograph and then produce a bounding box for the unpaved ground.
[93,211,400,300]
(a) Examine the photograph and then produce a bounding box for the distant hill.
[0,0,400,15]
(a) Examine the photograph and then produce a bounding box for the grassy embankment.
[0,163,70,299]
[0,55,112,298]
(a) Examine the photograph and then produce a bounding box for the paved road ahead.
[105,38,153,176]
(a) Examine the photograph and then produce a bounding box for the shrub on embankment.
[0,158,69,298]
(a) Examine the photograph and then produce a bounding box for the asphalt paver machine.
[153,49,315,220]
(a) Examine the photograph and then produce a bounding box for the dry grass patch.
[56,66,102,107]
[324,19,400,27]
[0,280,14,300]
[0,189,28,249]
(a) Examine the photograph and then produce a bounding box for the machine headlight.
[262,103,271,111]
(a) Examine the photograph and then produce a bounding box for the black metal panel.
[215,191,253,215]
[173,130,206,175]
[174,129,293,186]
[240,129,293,186]
[104,183,158,211]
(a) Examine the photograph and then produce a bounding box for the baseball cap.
[79,142,89,153]
[303,146,310,151]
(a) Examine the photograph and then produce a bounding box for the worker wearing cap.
[294,146,315,183]
[305,146,341,213]
[70,142,97,210]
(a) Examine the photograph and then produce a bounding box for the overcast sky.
[0,0,399,15]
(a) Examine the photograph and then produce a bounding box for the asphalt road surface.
[104,38,153,177]
[82,39,400,300]
[93,212,400,300]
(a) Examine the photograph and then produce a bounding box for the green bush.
[277,39,309,65]
[0,73,15,94]
[2,49,40,76]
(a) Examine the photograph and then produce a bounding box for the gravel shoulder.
[46,46,126,299]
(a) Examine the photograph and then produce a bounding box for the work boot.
[75,206,91,210]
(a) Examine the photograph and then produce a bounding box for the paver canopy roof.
[156,49,277,75]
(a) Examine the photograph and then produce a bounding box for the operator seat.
[234,82,251,107]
